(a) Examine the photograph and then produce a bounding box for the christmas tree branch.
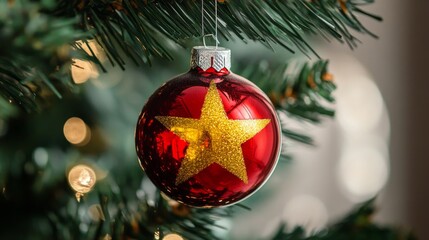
[0,0,379,115]
[239,59,335,147]
[68,0,381,68]
[243,60,335,123]
[272,199,416,240]
[0,143,414,239]
[0,0,89,112]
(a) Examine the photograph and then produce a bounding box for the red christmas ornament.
[135,47,281,207]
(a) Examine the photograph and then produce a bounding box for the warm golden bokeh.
[67,164,97,201]
[63,117,91,146]
[162,233,184,240]
[71,59,99,84]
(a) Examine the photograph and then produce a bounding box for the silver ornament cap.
[190,46,231,71]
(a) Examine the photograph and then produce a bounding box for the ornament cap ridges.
[190,46,231,71]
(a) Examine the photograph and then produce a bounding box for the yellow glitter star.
[156,81,270,185]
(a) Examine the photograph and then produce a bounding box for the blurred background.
[1,0,428,239]
[79,0,429,237]
[230,0,429,238]
[229,0,429,238]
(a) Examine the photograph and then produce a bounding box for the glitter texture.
[135,68,281,207]
[156,81,270,185]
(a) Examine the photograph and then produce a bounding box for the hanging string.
[201,0,205,37]
[215,0,218,48]
[201,0,220,48]
[203,34,217,48]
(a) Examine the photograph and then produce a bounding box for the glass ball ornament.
[135,47,281,207]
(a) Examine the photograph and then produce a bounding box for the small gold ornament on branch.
[68,164,97,202]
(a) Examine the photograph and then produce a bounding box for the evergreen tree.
[0,0,415,239]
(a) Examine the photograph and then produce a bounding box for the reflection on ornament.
[163,233,184,240]
[63,117,91,146]
[71,59,99,84]
[68,164,96,202]
[136,46,281,207]
[160,191,171,201]
[156,81,270,185]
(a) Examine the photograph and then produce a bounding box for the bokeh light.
[336,77,384,133]
[68,164,97,201]
[282,195,328,232]
[337,146,389,201]
[88,204,105,222]
[33,147,48,167]
[91,67,123,89]
[163,233,184,240]
[154,229,160,240]
[75,40,106,62]
[260,217,282,239]
[331,53,391,203]
[71,40,103,84]
[63,117,91,146]
[71,59,99,84]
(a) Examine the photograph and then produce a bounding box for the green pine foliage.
[0,0,415,239]
[0,0,380,115]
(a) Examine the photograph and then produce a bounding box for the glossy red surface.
[135,68,281,207]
